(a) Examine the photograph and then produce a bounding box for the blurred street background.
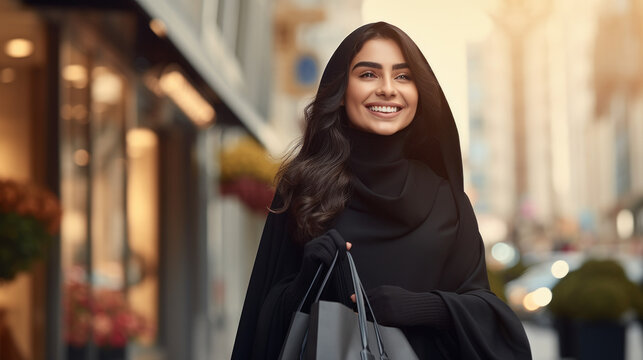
[0,0,641,359]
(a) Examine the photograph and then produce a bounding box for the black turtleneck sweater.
[233,124,532,360]
[326,125,457,357]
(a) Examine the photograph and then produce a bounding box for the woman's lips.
[365,105,402,118]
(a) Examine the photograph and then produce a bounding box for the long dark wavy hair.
[273,22,444,243]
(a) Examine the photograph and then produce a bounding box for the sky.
[361,0,496,155]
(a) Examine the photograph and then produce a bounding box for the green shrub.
[573,280,630,321]
[632,283,643,319]
[549,259,638,321]
[550,270,581,318]
[577,259,628,280]
[0,213,50,280]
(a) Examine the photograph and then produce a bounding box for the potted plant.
[633,282,643,345]
[549,259,638,360]
[0,179,61,281]
[65,281,148,360]
[219,136,279,213]
[0,179,61,360]
[549,269,581,358]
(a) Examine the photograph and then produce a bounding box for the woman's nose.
[376,78,397,97]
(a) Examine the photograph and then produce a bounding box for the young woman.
[232,22,531,359]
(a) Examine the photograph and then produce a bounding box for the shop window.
[60,22,158,359]
[0,5,48,360]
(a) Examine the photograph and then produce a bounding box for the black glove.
[300,229,347,279]
[367,285,451,329]
[285,229,348,310]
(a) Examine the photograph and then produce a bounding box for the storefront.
[0,0,277,359]
[0,3,52,359]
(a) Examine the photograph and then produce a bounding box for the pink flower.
[64,281,149,348]
[0,178,62,234]
[109,331,128,348]
[93,312,113,344]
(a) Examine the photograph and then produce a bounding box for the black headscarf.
[232,22,531,359]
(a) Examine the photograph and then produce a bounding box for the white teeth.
[368,106,400,113]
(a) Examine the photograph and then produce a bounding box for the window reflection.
[60,28,158,357]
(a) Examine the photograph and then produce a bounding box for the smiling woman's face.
[344,38,418,135]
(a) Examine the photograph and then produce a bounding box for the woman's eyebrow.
[351,61,409,71]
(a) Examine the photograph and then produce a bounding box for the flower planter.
[575,321,625,360]
[98,347,126,360]
[0,179,61,281]
[65,283,147,357]
[67,345,126,360]
[553,316,577,359]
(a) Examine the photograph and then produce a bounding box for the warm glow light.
[522,293,539,312]
[73,104,88,122]
[92,67,122,105]
[159,68,216,127]
[616,209,634,239]
[62,210,87,245]
[551,260,570,279]
[127,128,158,159]
[149,18,167,37]
[531,287,552,307]
[5,38,34,58]
[1,68,16,83]
[74,149,90,166]
[62,64,88,88]
[127,126,159,343]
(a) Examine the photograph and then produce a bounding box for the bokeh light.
[5,38,34,58]
[551,260,570,279]
[491,242,517,266]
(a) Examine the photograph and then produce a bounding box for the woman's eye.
[359,72,377,78]
[396,74,412,81]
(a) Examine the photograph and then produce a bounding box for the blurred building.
[271,0,363,144]
[0,0,278,359]
[468,0,643,255]
[589,0,643,245]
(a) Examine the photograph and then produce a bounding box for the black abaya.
[232,22,531,359]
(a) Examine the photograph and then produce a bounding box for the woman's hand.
[301,229,351,274]
[288,229,351,308]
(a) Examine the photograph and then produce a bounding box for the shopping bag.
[279,251,418,360]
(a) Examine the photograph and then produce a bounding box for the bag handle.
[348,252,392,360]
[296,251,389,360]
[360,278,390,360]
[295,251,339,313]
[313,251,339,303]
[347,252,374,359]
[295,252,340,359]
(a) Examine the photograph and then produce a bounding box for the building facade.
[467,0,643,254]
[0,0,278,359]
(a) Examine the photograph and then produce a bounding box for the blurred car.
[504,251,643,319]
